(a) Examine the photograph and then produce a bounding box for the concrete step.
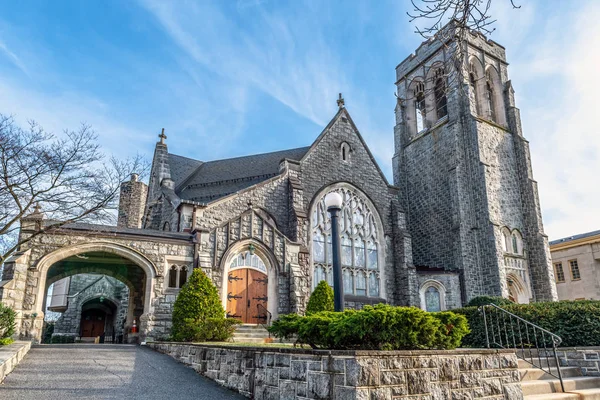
[525,393,580,400]
[569,389,600,400]
[521,377,600,397]
[520,367,581,381]
[519,358,558,369]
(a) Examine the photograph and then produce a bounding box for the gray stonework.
[393,23,556,303]
[149,342,524,400]
[118,173,148,229]
[53,274,129,338]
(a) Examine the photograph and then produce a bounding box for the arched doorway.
[34,242,157,342]
[79,297,118,339]
[221,242,278,324]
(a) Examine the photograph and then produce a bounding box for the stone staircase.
[520,358,600,399]
[232,324,271,344]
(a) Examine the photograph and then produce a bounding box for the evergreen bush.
[0,302,16,341]
[269,304,470,350]
[454,300,600,348]
[306,281,334,315]
[171,269,239,342]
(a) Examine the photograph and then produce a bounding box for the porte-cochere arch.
[0,225,195,342]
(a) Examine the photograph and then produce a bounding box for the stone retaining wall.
[148,342,523,399]
[530,347,600,376]
[0,341,31,383]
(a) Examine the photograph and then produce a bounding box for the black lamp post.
[325,192,344,312]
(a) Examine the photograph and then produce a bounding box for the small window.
[569,260,581,280]
[554,262,565,283]
[179,266,188,288]
[414,81,426,133]
[486,80,496,122]
[434,69,448,119]
[168,265,178,288]
[425,286,441,312]
[340,142,351,162]
[168,265,191,289]
[469,68,480,115]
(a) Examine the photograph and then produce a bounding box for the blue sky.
[0,0,598,240]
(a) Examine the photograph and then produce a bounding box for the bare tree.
[401,0,521,114]
[0,114,146,264]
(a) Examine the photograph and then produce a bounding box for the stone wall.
[148,342,523,400]
[530,347,600,377]
[118,174,148,229]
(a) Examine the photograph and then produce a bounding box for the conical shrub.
[306,280,334,315]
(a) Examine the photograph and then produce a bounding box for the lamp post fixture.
[325,192,344,312]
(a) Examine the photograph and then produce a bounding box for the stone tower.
[393,23,557,303]
[117,173,148,229]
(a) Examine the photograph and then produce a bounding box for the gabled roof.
[173,147,310,203]
[168,154,203,185]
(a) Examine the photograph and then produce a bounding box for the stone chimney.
[118,173,148,229]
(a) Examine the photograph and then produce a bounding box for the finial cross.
[158,128,167,144]
[337,93,345,109]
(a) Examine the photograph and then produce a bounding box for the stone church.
[0,24,557,342]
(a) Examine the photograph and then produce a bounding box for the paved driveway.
[0,344,244,399]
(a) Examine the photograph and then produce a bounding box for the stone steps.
[232,324,270,344]
[521,360,600,400]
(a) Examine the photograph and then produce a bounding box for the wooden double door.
[226,268,268,324]
[81,309,106,337]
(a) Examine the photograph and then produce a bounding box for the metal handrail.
[480,303,564,392]
[256,303,272,337]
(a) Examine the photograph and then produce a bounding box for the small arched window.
[168,265,178,288]
[469,69,480,115]
[425,286,441,312]
[414,81,426,133]
[486,77,496,122]
[179,265,189,288]
[340,142,351,162]
[434,69,448,119]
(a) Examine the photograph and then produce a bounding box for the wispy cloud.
[0,39,29,76]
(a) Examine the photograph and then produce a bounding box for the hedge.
[269,304,470,350]
[454,300,600,348]
[465,296,514,307]
[306,281,334,315]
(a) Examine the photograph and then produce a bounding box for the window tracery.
[229,250,267,273]
[419,280,446,312]
[434,69,448,119]
[414,81,426,133]
[311,186,381,298]
[168,264,190,289]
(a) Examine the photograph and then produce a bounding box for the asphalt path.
[0,344,244,399]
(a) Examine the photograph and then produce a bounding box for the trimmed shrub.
[269,304,470,350]
[174,318,241,342]
[466,296,513,307]
[0,302,16,340]
[0,337,14,346]
[454,300,600,348]
[306,281,334,315]
[42,322,55,344]
[50,335,76,344]
[171,269,239,342]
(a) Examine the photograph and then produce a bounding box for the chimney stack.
[117,173,148,229]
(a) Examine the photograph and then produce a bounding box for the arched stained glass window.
[434,69,448,119]
[425,286,441,312]
[168,265,177,288]
[311,186,382,298]
[414,81,426,133]
[229,250,267,273]
[179,266,188,288]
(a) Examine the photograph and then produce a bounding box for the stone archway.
[32,242,157,342]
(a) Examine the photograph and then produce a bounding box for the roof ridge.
[200,146,311,165]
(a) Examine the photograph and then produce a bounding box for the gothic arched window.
[469,70,480,115]
[179,265,189,288]
[340,142,351,162]
[168,265,178,288]
[425,286,441,312]
[434,69,448,119]
[486,79,496,122]
[229,251,267,273]
[414,81,426,133]
[311,186,382,299]
[419,280,446,312]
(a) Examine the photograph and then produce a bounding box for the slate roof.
[168,154,203,185]
[549,229,600,246]
[169,146,310,204]
[57,222,193,240]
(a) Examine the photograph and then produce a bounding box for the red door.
[226,268,268,323]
